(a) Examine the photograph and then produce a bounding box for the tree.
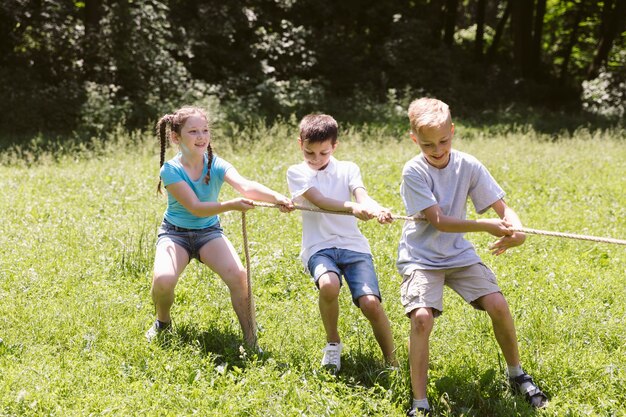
[443,0,460,46]
[475,0,486,59]
[0,0,85,134]
[587,0,626,79]
[531,0,547,70]
[487,0,512,61]
[82,0,105,80]
[558,2,585,82]
[511,0,534,76]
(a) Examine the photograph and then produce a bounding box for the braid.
[203,143,213,184]
[156,114,171,195]
[155,107,211,190]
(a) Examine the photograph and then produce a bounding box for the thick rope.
[250,201,422,222]
[250,201,626,246]
[511,227,626,246]
[241,211,257,349]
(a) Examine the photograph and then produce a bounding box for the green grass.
[1,121,625,416]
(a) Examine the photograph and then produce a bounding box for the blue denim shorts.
[307,247,382,306]
[156,219,224,261]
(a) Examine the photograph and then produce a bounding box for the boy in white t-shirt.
[287,114,396,372]
[399,98,547,416]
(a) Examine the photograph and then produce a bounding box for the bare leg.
[151,241,189,323]
[408,307,434,400]
[358,295,396,365]
[200,236,257,348]
[476,292,520,366]
[318,272,341,343]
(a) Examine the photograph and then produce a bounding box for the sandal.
[509,372,548,408]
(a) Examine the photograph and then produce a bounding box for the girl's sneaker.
[145,320,172,342]
[321,342,343,373]
[407,408,431,417]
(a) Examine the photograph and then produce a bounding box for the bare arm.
[354,187,393,223]
[302,186,373,220]
[421,201,513,236]
[165,181,254,217]
[488,199,526,255]
[225,168,294,212]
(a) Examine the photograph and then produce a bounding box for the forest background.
[0,0,624,141]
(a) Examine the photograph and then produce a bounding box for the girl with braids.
[147,106,293,348]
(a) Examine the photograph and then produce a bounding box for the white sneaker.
[145,320,172,342]
[321,342,343,372]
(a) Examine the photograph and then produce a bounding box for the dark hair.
[155,107,213,194]
[299,114,338,144]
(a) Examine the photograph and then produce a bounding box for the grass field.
[1,121,625,416]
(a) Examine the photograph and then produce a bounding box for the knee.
[152,273,177,295]
[358,295,382,318]
[481,293,511,318]
[410,308,434,335]
[318,278,340,301]
[226,268,249,294]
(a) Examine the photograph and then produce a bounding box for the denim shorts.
[156,219,224,261]
[307,247,381,306]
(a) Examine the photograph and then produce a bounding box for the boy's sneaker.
[145,320,172,342]
[321,342,343,373]
[508,372,548,408]
[407,407,431,416]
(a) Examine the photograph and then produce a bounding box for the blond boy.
[398,98,547,416]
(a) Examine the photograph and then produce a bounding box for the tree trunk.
[487,0,512,61]
[475,0,486,59]
[559,5,584,82]
[83,0,104,80]
[511,0,535,77]
[531,0,546,72]
[587,0,626,79]
[443,0,460,46]
[430,0,446,46]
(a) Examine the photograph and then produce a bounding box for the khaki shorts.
[400,263,501,317]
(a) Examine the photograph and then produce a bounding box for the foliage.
[0,0,624,138]
[581,50,626,118]
[1,121,625,415]
[0,0,211,136]
[0,0,85,134]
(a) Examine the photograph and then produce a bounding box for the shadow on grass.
[158,322,270,368]
[430,368,542,417]
[339,350,401,388]
[334,350,413,407]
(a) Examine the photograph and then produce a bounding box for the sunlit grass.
[0,121,624,416]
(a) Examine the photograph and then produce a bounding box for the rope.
[511,227,626,246]
[250,201,626,246]
[241,211,257,348]
[250,201,422,222]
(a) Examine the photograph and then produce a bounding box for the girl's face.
[173,114,210,155]
[411,122,454,169]
[299,138,337,170]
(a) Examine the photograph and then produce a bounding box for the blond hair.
[408,98,451,136]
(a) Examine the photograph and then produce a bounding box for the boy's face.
[299,138,337,170]
[411,122,454,169]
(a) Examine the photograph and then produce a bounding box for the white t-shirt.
[396,150,505,274]
[287,156,371,265]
